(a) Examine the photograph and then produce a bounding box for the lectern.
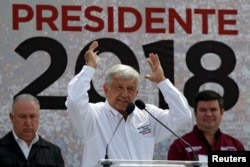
[95,159,208,167]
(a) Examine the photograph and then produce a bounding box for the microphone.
[125,102,135,116]
[102,103,135,167]
[135,99,200,167]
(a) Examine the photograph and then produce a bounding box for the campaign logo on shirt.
[220,146,237,151]
[137,124,151,135]
[185,146,202,152]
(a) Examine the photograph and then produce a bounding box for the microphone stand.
[145,109,200,167]
[101,160,112,167]
[135,100,200,167]
[102,103,135,167]
[102,118,123,167]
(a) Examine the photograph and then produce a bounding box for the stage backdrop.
[1,0,249,166]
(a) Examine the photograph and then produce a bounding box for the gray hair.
[105,64,140,86]
[12,94,40,112]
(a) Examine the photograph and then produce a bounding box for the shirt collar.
[12,130,39,145]
[105,100,123,119]
[193,125,222,139]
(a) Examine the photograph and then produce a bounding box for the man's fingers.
[88,41,99,51]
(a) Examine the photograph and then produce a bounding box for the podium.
[95,159,208,167]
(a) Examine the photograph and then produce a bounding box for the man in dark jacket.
[0,94,64,166]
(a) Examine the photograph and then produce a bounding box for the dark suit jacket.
[0,131,65,167]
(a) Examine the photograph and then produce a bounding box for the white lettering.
[212,155,247,163]
[212,155,219,162]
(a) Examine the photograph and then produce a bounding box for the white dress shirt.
[12,130,39,159]
[66,65,192,167]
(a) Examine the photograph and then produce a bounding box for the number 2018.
[14,37,238,111]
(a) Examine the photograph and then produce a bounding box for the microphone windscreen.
[126,103,135,115]
[135,99,146,110]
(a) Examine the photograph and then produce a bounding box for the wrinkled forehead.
[110,76,138,87]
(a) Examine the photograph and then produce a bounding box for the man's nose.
[205,110,213,116]
[25,117,32,125]
[121,89,129,96]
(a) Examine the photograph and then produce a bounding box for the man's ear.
[103,83,109,94]
[135,89,139,96]
[221,109,224,115]
[194,110,197,117]
[9,112,14,122]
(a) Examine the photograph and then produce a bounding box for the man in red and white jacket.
[167,90,245,161]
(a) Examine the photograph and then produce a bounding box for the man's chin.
[204,124,216,130]
[22,132,35,138]
[117,102,129,108]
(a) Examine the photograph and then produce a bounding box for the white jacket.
[66,65,192,167]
